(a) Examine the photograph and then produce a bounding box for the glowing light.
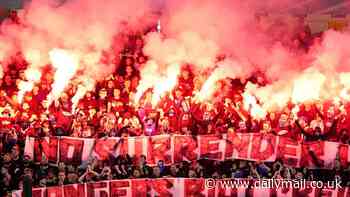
[291,105,300,120]
[195,60,240,102]
[24,49,42,65]
[242,91,266,119]
[17,81,34,103]
[134,60,159,104]
[339,72,350,101]
[340,73,350,86]
[152,63,180,106]
[47,48,79,105]
[134,61,180,107]
[17,68,42,103]
[291,69,326,103]
[0,64,3,79]
[194,68,223,102]
[71,78,95,113]
[247,81,292,112]
[25,68,42,81]
[333,96,341,106]
[340,88,350,101]
[157,20,161,33]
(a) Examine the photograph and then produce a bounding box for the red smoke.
[1,0,350,113]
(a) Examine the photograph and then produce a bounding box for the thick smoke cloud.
[159,0,306,78]
[135,0,309,105]
[0,0,156,106]
[0,0,154,78]
[1,0,350,113]
[141,0,350,111]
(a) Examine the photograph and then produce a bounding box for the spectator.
[1,18,350,195]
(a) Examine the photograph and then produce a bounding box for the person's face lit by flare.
[126,65,133,76]
[107,81,114,89]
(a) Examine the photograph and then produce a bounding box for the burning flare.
[0,63,3,79]
[17,68,42,103]
[194,67,224,102]
[243,83,267,119]
[47,48,79,105]
[340,72,350,101]
[245,81,292,112]
[71,78,95,113]
[134,60,159,104]
[152,63,180,106]
[134,61,180,107]
[195,59,242,102]
[17,81,34,103]
[291,68,326,103]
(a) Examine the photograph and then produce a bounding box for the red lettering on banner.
[275,187,293,197]
[119,138,129,156]
[47,186,62,197]
[336,187,350,197]
[250,134,276,161]
[63,184,85,197]
[147,136,171,165]
[131,179,147,197]
[32,188,44,197]
[217,187,239,197]
[184,179,205,197]
[12,179,350,197]
[59,138,84,164]
[199,135,223,160]
[151,179,174,197]
[207,187,216,197]
[133,137,146,164]
[345,187,350,197]
[319,187,338,197]
[338,144,349,168]
[86,182,109,197]
[300,141,325,168]
[225,133,251,159]
[110,180,130,196]
[277,137,301,167]
[34,137,58,163]
[24,134,350,170]
[315,188,327,197]
[269,188,278,197]
[173,136,198,163]
[94,138,119,160]
[246,188,255,197]
[217,181,255,197]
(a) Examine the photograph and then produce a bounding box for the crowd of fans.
[1,11,350,196]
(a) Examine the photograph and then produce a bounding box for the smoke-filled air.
[0,0,350,119]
